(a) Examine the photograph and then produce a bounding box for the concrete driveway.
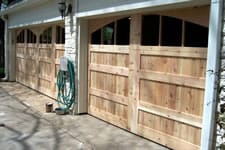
[0,82,169,150]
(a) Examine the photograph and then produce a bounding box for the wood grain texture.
[16,25,65,99]
[88,9,208,149]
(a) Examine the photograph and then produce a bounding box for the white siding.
[78,0,147,12]
[8,0,61,28]
[77,0,210,18]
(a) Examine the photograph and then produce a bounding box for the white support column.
[77,19,88,114]
[8,29,16,81]
[64,0,79,114]
[201,0,223,149]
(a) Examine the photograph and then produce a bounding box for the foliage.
[2,0,8,5]
[218,72,225,149]
[0,67,4,74]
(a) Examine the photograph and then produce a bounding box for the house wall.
[3,1,218,141]
[8,0,61,29]
[77,0,210,18]
[78,0,147,12]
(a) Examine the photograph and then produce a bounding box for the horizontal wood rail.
[27,44,37,47]
[16,54,25,58]
[38,74,52,82]
[140,71,205,89]
[138,125,199,150]
[90,88,128,106]
[89,106,128,129]
[55,44,65,49]
[39,44,53,48]
[139,101,202,128]
[90,64,129,76]
[90,45,129,54]
[140,46,207,59]
[39,58,52,63]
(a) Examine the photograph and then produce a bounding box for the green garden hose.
[56,60,75,111]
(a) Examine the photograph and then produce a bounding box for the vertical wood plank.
[24,29,28,86]
[128,14,141,133]
[35,31,40,91]
[51,25,56,97]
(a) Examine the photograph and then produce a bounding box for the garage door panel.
[89,95,128,129]
[39,61,51,77]
[16,26,65,99]
[16,57,26,72]
[139,80,204,116]
[90,88,128,106]
[90,95,128,118]
[39,47,52,59]
[27,45,37,57]
[140,49,207,78]
[116,75,129,97]
[179,58,206,78]
[16,47,26,56]
[55,49,64,59]
[89,45,130,129]
[141,55,180,74]
[16,44,26,56]
[138,110,201,145]
[139,80,177,110]
[90,71,128,97]
[16,71,26,84]
[38,78,52,94]
[91,52,129,67]
[26,59,36,74]
[180,87,204,116]
[89,12,208,149]
[25,74,38,89]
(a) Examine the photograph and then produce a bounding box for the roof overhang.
[76,0,210,19]
[0,0,49,16]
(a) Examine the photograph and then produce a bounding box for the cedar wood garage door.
[16,25,65,98]
[88,6,209,150]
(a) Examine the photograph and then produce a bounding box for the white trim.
[0,0,49,15]
[77,19,88,114]
[201,0,223,149]
[8,16,62,29]
[76,0,210,18]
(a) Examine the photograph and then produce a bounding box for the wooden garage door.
[16,25,65,98]
[88,7,208,150]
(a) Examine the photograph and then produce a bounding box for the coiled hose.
[56,60,75,111]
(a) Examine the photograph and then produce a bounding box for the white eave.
[0,0,49,15]
[76,0,210,18]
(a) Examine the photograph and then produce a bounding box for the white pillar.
[77,19,88,113]
[201,0,223,149]
[8,30,16,81]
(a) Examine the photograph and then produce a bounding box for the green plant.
[2,0,8,5]
[0,67,4,74]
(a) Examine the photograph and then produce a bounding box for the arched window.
[91,17,130,45]
[161,16,182,46]
[40,27,52,44]
[141,15,208,47]
[184,21,208,47]
[16,30,25,43]
[27,29,36,44]
[56,26,65,44]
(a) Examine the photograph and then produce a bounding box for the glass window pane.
[141,15,160,46]
[184,21,208,47]
[91,29,101,44]
[116,17,130,45]
[161,16,182,46]
[103,23,114,45]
